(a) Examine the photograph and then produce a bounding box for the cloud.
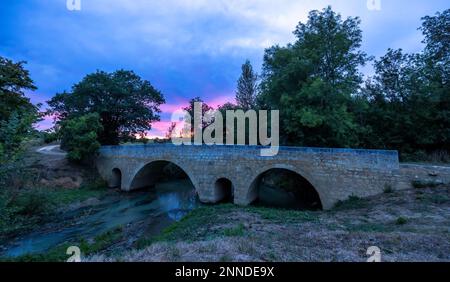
[3,0,449,137]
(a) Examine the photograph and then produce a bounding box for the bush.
[412,180,442,189]
[59,113,103,163]
[42,131,59,144]
[13,189,54,216]
[333,196,369,211]
[383,185,394,194]
[396,217,408,225]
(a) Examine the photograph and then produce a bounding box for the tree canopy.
[47,70,165,145]
[236,60,258,110]
[259,6,368,147]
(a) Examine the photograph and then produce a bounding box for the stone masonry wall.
[96,144,405,210]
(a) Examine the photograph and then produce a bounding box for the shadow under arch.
[129,160,196,192]
[214,178,234,203]
[111,168,122,188]
[247,167,323,210]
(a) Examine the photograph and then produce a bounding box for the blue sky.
[1,0,448,137]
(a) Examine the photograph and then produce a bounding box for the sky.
[1,0,448,137]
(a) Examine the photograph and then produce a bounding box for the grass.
[333,195,369,211]
[135,204,318,249]
[345,223,392,233]
[222,223,246,237]
[46,180,107,205]
[245,206,318,222]
[0,179,109,241]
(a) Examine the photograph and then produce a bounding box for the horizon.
[1,0,448,137]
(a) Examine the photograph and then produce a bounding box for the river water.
[1,179,199,258]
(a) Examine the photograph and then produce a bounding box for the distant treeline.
[246,7,449,161]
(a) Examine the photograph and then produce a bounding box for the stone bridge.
[95,144,414,210]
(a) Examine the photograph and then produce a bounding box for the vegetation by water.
[135,204,319,249]
[2,226,124,262]
[0,180,108,241]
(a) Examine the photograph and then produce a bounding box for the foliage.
[59,113,103,163]
[236,60,258,110]
[47,69,165,145]
[0,56,38,123]
[259,6,368,147]
[0,181,108,241]
[255,7,449,160]
[0,56,40,183]
[395,217,408,225]
[222,223,246,237]
[333,195,369,211]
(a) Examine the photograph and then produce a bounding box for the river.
[1,179,199,258]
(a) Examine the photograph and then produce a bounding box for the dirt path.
[36,145,66,157]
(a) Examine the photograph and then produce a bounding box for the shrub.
[222,223,246,237]
[412,180,441,189]
[396,217,408,225]
[383,185,394,194]
[59,113,103,163]
[333,195,368,210]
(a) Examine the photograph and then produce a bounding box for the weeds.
[333,196,369,211]
[222,224,246,237]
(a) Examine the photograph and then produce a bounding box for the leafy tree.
[259,6,368,147]
[0,56,40,186]
[47,70,165,145]
[420,9,450,152]
[236,60,258,110]
[359,9,449,159]
[59,113,103,163]
[0,56,38,122]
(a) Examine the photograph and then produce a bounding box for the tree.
[0,56,38,123]
[420,9,450,152]
[47,70,165,145]
[0,56,40,186]
[165,122,177,139]
[259,6,368,147]
[182,97,214,139]
[358,9,450,159]
[59,113,103,163]
[236,60,258,110]
[0,56,40,164]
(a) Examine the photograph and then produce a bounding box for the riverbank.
[87,185,450,262]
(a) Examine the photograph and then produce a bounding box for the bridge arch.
[247,165,323,210]
[111,168,122,188]
[129,160,198,193]
[214,177,234,203]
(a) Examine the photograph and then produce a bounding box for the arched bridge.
[96,144,406,210]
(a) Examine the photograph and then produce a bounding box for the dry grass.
[86,186,450,262]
